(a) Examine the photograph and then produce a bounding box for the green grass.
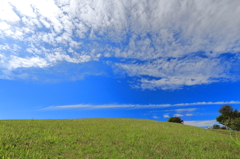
[0,118,240,159]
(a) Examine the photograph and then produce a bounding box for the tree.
[232,109,240,119]
[229,118,240,131]
[216,114,229,125]
[218,105,233,116]
[216,105,240,131]
[218,105,235,129]
[168,117,184,124]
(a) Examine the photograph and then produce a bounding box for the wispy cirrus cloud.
[1,0,240,89]
[173,114,184,117]
[149,108,198,113]
[40,101,240,110]
[167,101,240,106]
[171,108,198,112]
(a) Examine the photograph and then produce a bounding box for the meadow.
[0,118,240,159]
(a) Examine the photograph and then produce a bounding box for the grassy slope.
[0,118,240,159]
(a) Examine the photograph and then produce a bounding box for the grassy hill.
[0,118,240,159]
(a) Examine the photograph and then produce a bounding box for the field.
[0,118,240,159]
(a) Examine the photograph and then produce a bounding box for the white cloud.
[149,108,198,113]
[174,108,197,112]
[184,120,220,128]
[152,116,159,119]
[173,101,240,106]
[163,114,170,118]
[0,1,20,22]
[0,0,240,88]
[163,114,193,118]
[8,56,49,70]
[0,22,11,30]
[0,44,10,51]
[115,56,232,90]
[45,51,92,64]
[174,114,184,117]
[8,0,37,18]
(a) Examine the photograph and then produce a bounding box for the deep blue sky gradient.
[1,76,240,129]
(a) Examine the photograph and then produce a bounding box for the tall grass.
[0,118,239,159]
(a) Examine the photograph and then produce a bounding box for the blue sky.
[1,0,240,129]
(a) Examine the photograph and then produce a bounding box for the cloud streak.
[41,101,240,110]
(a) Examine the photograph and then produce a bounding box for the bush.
[168,117,184,124]
[220,126,226,130]
[212,124,220,129]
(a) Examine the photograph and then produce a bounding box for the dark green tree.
[216,105,240,131]
[218,105,234,129]
[229,118,240,131]
[216,114,229,125]
[212,124,220,129]
[218,105,233,116]
[231,109,240,119]
[220,126,227,130]
[168,117,184,124]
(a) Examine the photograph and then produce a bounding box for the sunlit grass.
[0,118,239,158]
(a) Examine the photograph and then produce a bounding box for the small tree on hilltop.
[216,105,240,131]
[218,105,234,129]
[168,117,184,124]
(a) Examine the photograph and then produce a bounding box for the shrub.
[212,124,220,129]
[220,126,226,130]
[167,117,184,124]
